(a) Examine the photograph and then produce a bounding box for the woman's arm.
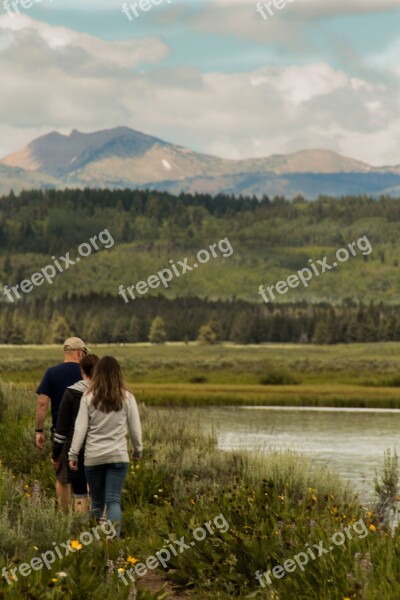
[126,393,143,459]
[68,395,89,462]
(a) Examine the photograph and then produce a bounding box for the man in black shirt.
[36,337,89,511]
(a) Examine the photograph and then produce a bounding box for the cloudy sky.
[1,0,400,165]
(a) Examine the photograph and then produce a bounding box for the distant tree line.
[1,188,400,257]
[0,295,399,345]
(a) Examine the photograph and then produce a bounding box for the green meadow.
[2,342,400,408]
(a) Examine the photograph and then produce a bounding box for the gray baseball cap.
[63,337,90,353]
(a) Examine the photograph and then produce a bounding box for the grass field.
[2,342,400,408]
[1,381,399,599]
[2,343,400,598]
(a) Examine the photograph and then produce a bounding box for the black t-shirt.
[36,362,82,428]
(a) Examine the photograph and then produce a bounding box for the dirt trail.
[137,571,192,599]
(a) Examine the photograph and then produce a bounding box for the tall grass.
[374,449,399,529]
[1,379,400,599]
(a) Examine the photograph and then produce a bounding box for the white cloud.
[0,14,399,166]
[295,0,399,17]
[367,39,400,78]
[0,14,168,67]
[189,2,306,50]
[190,0,400,49]
[212,0,399,17]
[250,63,348,105]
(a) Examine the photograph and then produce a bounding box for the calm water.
[185,406,400,504]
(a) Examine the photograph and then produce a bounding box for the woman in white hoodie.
[69,356,142,536]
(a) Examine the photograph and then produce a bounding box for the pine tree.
[149,317,167,344]
[10,312,25,344]
[197,322,218,345]
[0,309,12,343]
[50,313,70,344]
[25,320,45,344]
[113,318,129,343]
[229,311,252,344]
[312,320,329,345]
[129,315,140,343]
[3,255,12,277]
[86,313,113,343]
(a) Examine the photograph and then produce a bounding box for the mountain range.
[2,126,400,199]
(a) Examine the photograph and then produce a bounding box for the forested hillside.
[0,188,400,344]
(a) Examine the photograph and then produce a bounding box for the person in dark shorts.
[35,336,89,511]
[52,354,99,513]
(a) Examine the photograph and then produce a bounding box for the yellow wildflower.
[70,540,83,550]
[369,524,376,532]
[126,556,138,566]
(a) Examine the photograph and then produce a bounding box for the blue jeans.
[85,462,129,537]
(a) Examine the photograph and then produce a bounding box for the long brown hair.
[90,356,126,413]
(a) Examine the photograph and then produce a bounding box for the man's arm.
[35,394,50,449]
[52,391,72,460]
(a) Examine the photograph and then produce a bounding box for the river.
[188,406,400,504]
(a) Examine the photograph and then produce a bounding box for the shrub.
[259,364,301,385]
[188,376,208,384]
[374,448,399,528]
